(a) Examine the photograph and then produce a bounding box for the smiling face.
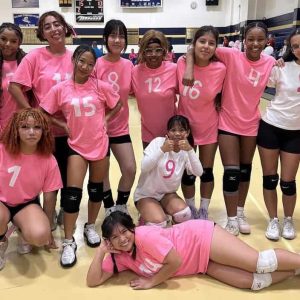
[109,224,135,252]
[73,50,96,84]
[106,28,126,56]
[0,28,21,60]
[42,15,66,46]
[167,122,190,143]
[194,32,217,66]
[18,116,43,153]
[290,34,300,63]
[245,27,267,61]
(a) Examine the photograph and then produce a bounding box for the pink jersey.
[41,78,119,161]
[216,47,275,135]
[0,60,18,131]
[11,47,73,137]
[102,220,214,276]
[0,144,62,206]
[93,57,133,137]
[177,56,226,145]
[132,61,178,143]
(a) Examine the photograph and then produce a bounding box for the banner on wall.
[13,14,39,27]
[120,0,162,8]
[75,0,104,23]
[12,0,39,8]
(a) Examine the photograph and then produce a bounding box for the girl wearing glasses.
[0,108,62,270]
[9,11,76,230]
[41,45,121,268]
[93,19,136,217]
[177,26,226,220]
[132,30,177,149]
[257,29,300,241]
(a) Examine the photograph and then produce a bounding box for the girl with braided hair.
[0,22,27,131]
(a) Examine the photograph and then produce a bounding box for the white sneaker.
[198,208,208,220]
[60,238,77,268]
[225,218,239,236]
[105,206,116,217]
[17,234,32,255]
[84,223,101,247]
[237,210,251,234]
[115,204,129,215]
[0,238,8,271]
[265,218,280,241]
[282,217,296,240]
[189,205,199,219]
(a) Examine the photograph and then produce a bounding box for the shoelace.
[283,220,293,231]
[85,227,99,241]
[270,220,279,230]
[62,243,76,259]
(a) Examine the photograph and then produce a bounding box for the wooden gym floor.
[1,98,299,300]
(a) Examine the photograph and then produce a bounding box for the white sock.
[200,198,210,210]
[228,216,238,221]
[237,206,244,215]
[185,197,195,207]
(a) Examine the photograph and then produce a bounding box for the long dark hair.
[192,25,219,62]
[0,23,26,101]
[72,44,96,81]
[101,211,136,273]
[36,11,74,42]
[282,28,300,62]
[167,115,194,147]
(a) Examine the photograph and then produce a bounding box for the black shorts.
[107,134,132,157]
[257,120,300,154]
[109,134,132,144]
[218,129,239,137]
[2,197,40,221]
[54,136,68,187]
[66,143,110,159]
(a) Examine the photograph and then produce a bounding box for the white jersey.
[134,137,203,202]
[263,61,300,130]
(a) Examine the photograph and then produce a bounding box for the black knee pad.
[200,168,214,183]
[263,174,279,190]
[223,167,240,193]
[181,170,196,186]
[88,181,103,203]
[240,163,252,182]
[280,180,296,196]
[63,187,82,213]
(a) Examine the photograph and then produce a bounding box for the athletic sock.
[103,189,114,208]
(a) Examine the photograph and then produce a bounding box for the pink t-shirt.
[216,47,275,135]
[0,144,62,206]
[41,78,119,161]
[11,47,73,137]
[102,220,214,276]
[0,60,18,131]
[177,56,226,145]
[132,61,178,143]
[93,57,132,137]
